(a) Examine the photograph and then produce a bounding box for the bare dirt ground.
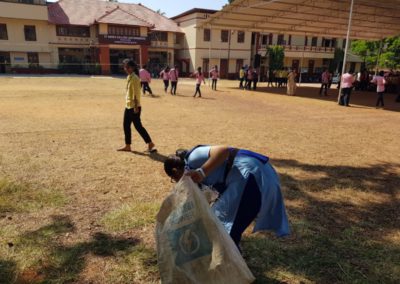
[0,76,399,283]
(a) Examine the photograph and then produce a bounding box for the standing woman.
[287,69,297,95]
[169,65,179,95]
[371,71,387,108]
[164,145,290,249]
[245,66,253,90]
[192,67,206,98]
[117,59,156,153]
[139,65,153,95]
[210,65,219,91]
[160,66,170,93]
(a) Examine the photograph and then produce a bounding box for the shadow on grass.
[244,160,400,283]
[253,85,400,112]
[0,259,16,284]
[15,215,142,283]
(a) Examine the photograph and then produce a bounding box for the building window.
[24,25,36,41]
[202,58,209,74]
[0,24,8,40]
[277,34,284,45]
[304,36,308,46]
[342,39,347,49]
[261,34,268,45]
[237,31,245,43]
[108,25,140,37]
[288,35,292,45]
[236,59,244,73]
[311,37,318,47]
[203,29,210,42]
[221,30,229,42]
[57,25,90,37]
[27,52,39,67]
[150,31,168,42]
[269,33,273,45]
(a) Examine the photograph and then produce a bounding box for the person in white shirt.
[371,71,387,108]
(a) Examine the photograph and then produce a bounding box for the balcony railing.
[284,45,335,52]
[259,44,335,53]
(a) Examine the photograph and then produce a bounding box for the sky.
[47,0,228,17]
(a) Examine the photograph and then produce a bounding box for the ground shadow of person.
[131,150,169,163]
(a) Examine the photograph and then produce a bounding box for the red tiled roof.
[96,7,152,27]
[48,0,182,33]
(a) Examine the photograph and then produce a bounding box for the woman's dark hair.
[164,149,188,177]
[379,71,384,76]
[197,67,202,76]
[123,59,139,75]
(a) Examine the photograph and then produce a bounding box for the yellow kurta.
[126,73,141,109]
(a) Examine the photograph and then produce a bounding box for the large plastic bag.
[156,176,255,284]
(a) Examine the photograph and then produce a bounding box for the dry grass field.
[0,76,399,284]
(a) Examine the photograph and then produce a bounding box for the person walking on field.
[245,66,253,90]
[139,65,153,95]
[339,70,355,106]
[117,59,156,153]
[371,71,387,108]
[169,65,179,95]
[319,69,331,96]
[239,66,245,89]
[210,65,219,91]
[192,67,206,98]
[287,69,297,96]
[159,66,170,93]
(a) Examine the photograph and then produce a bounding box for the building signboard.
[98,35,150,45]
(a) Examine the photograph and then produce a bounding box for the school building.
[0,0,182,75]
[0,0,362,77]
[0,0,51,73]
[171,8,362,79]
[172,8,253,79]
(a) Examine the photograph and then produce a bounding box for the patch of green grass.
[105,244,159,283]
[101,202,160,232]
[243,223,400,284]
[0,179,66,214]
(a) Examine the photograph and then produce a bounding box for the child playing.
[193,67,206,98]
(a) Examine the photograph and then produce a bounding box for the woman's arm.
[186,145,230,183]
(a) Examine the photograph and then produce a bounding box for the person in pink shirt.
[339,71,355,106]
[371,71,387,108]
[192,67,206,98]
[319,69,331,96]
[139,65,153,95]
[160,66,170,93]
[210,65,219,91]
[169,65,179,95]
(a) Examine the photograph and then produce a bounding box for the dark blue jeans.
[229,174,261,247]
[340,87,352,106]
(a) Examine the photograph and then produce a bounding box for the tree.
[266,46,284,71]
[351,37,400,70]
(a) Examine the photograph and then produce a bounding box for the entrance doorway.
[0,52,10,73]
[110,49,139,74]
[220,59,228,79]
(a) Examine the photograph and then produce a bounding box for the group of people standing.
[239,66,259,90]
[339,70,387,108]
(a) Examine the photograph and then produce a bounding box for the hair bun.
[175,149,188,161]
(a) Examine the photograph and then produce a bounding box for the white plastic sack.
[156,176,255,284]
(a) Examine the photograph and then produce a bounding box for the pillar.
[99,45,110,75]
[140,45,149,67]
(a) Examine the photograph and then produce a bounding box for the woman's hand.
[185,170,204,183]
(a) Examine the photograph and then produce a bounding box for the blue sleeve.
[187,146,211,169]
